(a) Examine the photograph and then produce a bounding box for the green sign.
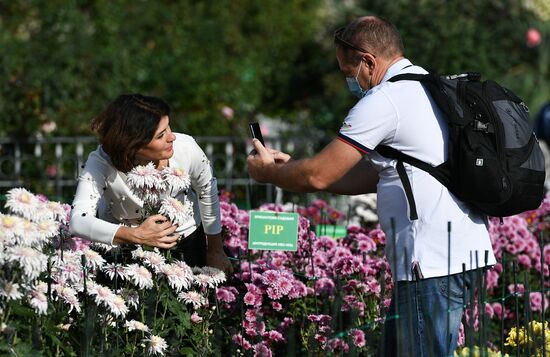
[315,225,347,239]
[248,211,299,251]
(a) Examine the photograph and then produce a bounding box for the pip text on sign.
[248,211,299,251]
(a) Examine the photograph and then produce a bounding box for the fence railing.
[0,135,326,205]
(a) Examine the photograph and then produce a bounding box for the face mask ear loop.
[354,61,363,81]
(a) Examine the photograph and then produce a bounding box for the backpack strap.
[388,73,427,83]
[396,160,418,221]
[380,73,444,221]
[376,145,437,221]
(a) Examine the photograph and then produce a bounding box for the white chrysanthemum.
[193,274,217,289]
[160,263,193,292]
[127,163,164,189]
[178,291,206,309]
[44,201,69,224]
[125,320,150,332]
[142,249,166,273]
[162,167,191,193]
[54,285,81,313]
[35,220,60,239]
[194,266,226,287]
[0,214,23,242]
[131,246,146,260]
[82,248,106,270]
[29,201,54,222]
[102,263,128,281]
[52,251,83,284]
[127,163,167,205]
[106,295,128,317]
[144,335,168,356]
[90,242,114,253]
[16,219,42,247]
[88,283,115,306]
[34,281,48,294]
[0,282,23,301]
[5,246,48,280]
[5,188,40,221]
[125,264,154,289]
[30,282,48,315]
[159,197,193,226]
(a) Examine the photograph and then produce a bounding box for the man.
[247,16,496,356]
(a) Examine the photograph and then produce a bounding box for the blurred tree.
[280,0,549,134]
[0,0,548,139]
[0,0,326,137]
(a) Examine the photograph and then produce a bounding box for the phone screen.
[249,122,265,146]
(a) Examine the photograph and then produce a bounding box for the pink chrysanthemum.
[191,312,203,324]
[348,329,366,347]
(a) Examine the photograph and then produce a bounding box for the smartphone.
[249,122,265,146]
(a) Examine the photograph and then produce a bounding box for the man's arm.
[326,158,378,195]
[247,138,377,194]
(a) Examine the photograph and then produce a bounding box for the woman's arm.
[69,150,121,245]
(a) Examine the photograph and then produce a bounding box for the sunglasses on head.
[334,27,376,58]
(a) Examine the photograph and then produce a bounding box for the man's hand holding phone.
[247,122,292,182]
[249,122,265,146]
[248,122,291,163]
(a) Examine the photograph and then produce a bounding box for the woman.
[69,94,232,274]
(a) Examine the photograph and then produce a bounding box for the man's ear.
[362,54,375,71]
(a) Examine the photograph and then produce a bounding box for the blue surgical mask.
[346,63,368,99]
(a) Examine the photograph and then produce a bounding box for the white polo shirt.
[338,58,496,281]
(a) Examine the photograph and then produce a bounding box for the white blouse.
[69,133,222,245]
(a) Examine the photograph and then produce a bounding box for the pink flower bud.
[191,312,203,324]
[526,27,541,48]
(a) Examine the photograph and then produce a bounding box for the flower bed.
[0,189,548,356]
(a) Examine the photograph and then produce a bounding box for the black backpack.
[376,72,546,220]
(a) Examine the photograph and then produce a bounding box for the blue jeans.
[378,271,478,357]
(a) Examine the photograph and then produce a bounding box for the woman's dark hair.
[91,94,171,172]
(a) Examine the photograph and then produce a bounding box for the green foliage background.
[0,0,549,138]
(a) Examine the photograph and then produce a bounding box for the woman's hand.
[115,214,179,249]
[206,234,233,276]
